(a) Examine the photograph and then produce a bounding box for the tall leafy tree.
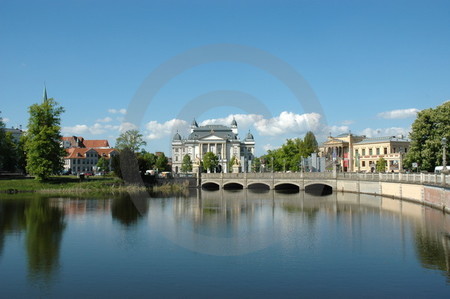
[261,132,319,172]
[137,150,156,173]
[155,152,169,171]
[405,102,450,172]
[303,131,319,155]
[115,129,147,153]
[203,152,218,173]
[181,154,192,173]
[96,157,110,173]
[25,94,65,180]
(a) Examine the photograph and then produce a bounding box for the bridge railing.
[201,172,450,186]
[338,172,450,186]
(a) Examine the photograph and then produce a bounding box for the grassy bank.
[0,176,191,196]
[0,176,147,195]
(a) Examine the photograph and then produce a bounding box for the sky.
[1,0,449,156]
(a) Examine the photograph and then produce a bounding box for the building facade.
[320,133,410,172]
[171,119,255,173]
[62,136,117,174]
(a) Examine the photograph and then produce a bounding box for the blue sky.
[1,0,449,155]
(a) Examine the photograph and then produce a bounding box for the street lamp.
[442,137,447,173]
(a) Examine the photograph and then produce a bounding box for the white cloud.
[254,111,322,136]
[200,114,264,128]
[360,127,409,138]
[62,123,108,136]
[96,117,113,123]
[119,122,138,133]
[62,125,90,135]
[263,144,278,151]
[108,108,127,115]
[341,120,354,125]
[377,108,420,119]
[145,119,188,140]
[2,117,10,123]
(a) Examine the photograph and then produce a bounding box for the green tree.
[115,129,147,153]
[96,157,110,173]
[203,152,218,173]
[25,96,65,180]
[0,116,18,172]
[252,157,261,172]
[405,102,450,172]
[110,154,122,179]
[17,134,27,173]
[0,132,18,172]
[376,157,387,172]
[155,152,169,171]
[137,150,156,173]
[228,155,237,171]
[303,131,319,156]
[181,154,192,173]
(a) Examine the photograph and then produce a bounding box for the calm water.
[1,190,450,298]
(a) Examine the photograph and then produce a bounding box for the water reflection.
[25,197,66,283]
[1,190,450,295]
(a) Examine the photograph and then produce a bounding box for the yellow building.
[320,133,410,172]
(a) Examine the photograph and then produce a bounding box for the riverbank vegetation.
[0,175,192,196]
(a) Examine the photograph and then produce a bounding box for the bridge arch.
[202,182,220,190]
[274,183,300,192]
[247,183,271,191]
[223,182,244,190]
[305,183,333,196]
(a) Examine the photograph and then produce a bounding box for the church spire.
[43,85,48,101]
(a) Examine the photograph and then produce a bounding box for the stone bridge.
[200,172,450,213]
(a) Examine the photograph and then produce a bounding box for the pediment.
[201,134,225,141]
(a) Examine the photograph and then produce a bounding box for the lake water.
[1,190,450,298]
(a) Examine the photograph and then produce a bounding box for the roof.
[83,139,110,148]
[245,131,254,141]
[61,136,110,148]
[173,132,182,141]
[65,148,117,159]
[187,125,238,140]
[355,136,410,145]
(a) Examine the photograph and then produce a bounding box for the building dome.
[231,117,237,127]
[245,131,254,140]
[191,118,199,127]
[172,132,182,141]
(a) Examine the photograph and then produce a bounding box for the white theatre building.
[171,118,255,173]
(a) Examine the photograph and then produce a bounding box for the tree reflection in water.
[415,230,450,281]
[24,196,66,283]
[111,192,148,227]
[0,199,27,258]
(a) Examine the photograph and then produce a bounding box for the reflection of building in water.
[50,198,111,216]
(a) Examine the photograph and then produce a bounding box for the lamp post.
[442,137,447,173]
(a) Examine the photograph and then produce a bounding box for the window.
[175,156,178,162]
[362,161,366,167]
[384,147,388,154]
[376,148,380,155]
[362,149,366,156]
[369,148,373,155]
